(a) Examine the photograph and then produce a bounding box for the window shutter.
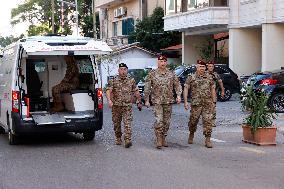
[127,18,134,35]
[122,19,127,35]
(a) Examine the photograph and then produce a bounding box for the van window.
[77,59,93,73]
[34,62,46,73]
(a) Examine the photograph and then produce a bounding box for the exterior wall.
[262,23,284,71]
[183,33,213,65]
[230,0,284,28]
[229,28,262,76]
[101,49,157,87]
[107,1,140,39]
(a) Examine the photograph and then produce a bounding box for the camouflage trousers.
[52,82,77,103]
[153,104,172,137]
[188,103,214,137]
[112,105,133,141]
[212,102,216,127]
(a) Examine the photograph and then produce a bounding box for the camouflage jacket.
[207,71,221,88]
[107,75,138,106]
[61,61,80,87]
[184,73,214,106]
[144,68,182,105]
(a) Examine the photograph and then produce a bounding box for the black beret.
[119,63,128,68]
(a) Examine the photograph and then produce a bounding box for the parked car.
[175,64,240,101]
[138,64,240,103]
[241,69,284,113]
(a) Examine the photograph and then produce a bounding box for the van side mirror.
[0,50,3,58]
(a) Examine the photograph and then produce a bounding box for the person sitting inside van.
[51,56,80,112]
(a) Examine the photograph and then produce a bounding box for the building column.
[229,28,262,76]
[183,33,213,65]
[262,23,284,71]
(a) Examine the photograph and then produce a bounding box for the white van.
[0,35,112,144]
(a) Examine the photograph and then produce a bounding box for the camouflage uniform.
[207,71,221,127]
[106,75,138,142]
[185,73,214,137]
[144,69,182,138]
[52,61,80,104]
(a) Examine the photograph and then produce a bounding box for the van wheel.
[0,127,5,134]
[8,131,20,145]
[83,131,96,141]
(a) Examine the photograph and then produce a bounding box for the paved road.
[0,100,284,189]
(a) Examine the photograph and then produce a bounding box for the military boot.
[156,135,163,149]
[162,135,168,147]
[51,102,64,112]
[124,140,132,148]
[115,137,122,145]
[188,132,194,144]
[205,137,213,148]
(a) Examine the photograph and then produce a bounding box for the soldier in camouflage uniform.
[183,60,216,148]
[106,63,142,148]
[51,56,80,112]
[144,54,182,149]
[206,60,225,127]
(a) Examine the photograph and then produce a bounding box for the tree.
[129,7,181,53]
[195,37,214,62]
[0,35,25,47]
[11,0,66,35]
[97,52,122,79]
[11,0,97,37]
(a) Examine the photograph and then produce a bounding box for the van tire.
[8,130,20,145]
[83,131,96,141]
[0,127,5,134]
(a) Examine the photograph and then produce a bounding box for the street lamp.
[57,0,79,36]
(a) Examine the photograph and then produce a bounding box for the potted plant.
[241,85,277,145]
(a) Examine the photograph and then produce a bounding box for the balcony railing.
[165,0,228,15]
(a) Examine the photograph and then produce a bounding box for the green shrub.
[242,85,277,133]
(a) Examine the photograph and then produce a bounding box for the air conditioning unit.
[114,7,127,18]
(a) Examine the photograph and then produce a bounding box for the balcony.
[96,0,133,8]
[164,0,229,34]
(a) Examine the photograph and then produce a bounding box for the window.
[122,18,134,36]
[215,66,229,74]
[183,66,196,76]
[188,0,196,9]
[34,62,46,73]
[113,22,118,36]
[166,0,175,15]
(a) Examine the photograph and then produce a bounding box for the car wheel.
[83,131,96,141]
[269,93,284,113]
[217,87,232,102]
[8,130,20,145]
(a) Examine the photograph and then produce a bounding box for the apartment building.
[164,0,284,76]
[96,0,164,47]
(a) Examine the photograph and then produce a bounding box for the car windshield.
[247,73,270,85]
[175,67,184,76]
